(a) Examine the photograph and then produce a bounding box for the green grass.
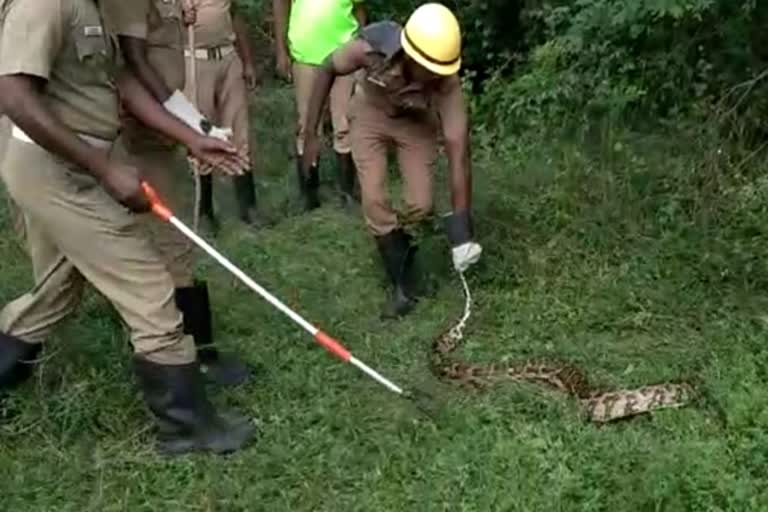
[2,84,768,511]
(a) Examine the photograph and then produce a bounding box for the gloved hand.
[163,90,232,142]
[444,210,483,273]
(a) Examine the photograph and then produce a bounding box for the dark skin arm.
[435,75,472,212]
[118,36,173,103]
[301,39,370,169]
[233,13,257,89]
[0,73,148,211]
[0,74,112,177]
[117,71,245,175]
[272,0,292,80]
[353,2,367,26]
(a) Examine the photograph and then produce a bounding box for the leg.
[113,131,251,387]
[218,54,269,228]
[350,98,414,318]
[2,139,255,454]
[292,62,324,210]
[393,114,439,301]
[0,211,85,390]
[329,74,359,208]
[395,115,438,230]
[0,116,24,241]
[186,57,220,231]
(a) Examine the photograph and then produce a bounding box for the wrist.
[85,150,112,180]
[444,209,473,246]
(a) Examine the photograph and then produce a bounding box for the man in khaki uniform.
[273,0,366,211]
[108,0,253,387]
[0,0,254,454]
[302,4,483,318]
[182,0,267,230]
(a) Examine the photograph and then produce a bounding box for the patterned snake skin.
[431,275,695,423]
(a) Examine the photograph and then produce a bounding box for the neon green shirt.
[288,0,363,65]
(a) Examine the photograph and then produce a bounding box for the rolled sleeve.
[104,0,150,39]
[0,0,66,79]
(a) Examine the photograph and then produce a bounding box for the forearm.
[0,76,109,178]
[272,0,290,54]
[354,3,367,26]
[447,140,472,212]
[119,36,174,102]
[233,15,254,66]
[117,71,200,148]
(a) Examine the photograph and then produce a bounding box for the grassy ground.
[2,84,768,511]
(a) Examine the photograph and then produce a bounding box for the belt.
[184,44,236,60]
[12,124,113,150]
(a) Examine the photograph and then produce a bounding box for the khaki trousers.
[293,62,354,155]
[0,116,24,240]
[349,92,438,236]
[0,137,196,365]
[185,50,251,165]
[111,130,196,289]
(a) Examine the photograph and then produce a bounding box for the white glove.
[162,90,232,142]
[452,241,483,272]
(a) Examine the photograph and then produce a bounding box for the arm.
[436,75,471,212]
[353,1,367,27]
[118,36,173,102]
[233,13,256,88]
[0,75,111,179]
[436,76,482,272]
[233,14,254,68]
[0,74,150,211]
[117,71,244,175]
[272,0,292,79]
[301,39,370,168]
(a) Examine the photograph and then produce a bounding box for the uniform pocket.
[75,28,109,64]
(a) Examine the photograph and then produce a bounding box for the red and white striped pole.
[141,182,406,396]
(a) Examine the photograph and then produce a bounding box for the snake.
[430,274,695,423]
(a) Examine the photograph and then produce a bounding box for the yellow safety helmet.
[401,3,462,76]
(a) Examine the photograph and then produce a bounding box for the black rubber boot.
[0,332,41,391]
[234,171,271,229]
[296,159,320,211]
[375,229,419,319]
[336,152,359,210]
[133,357,256,455]
[175,281,252,388]
[199,174,221,235]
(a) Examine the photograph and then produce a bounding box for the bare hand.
[243,65,257,90]
[276,49,292,82]
[101,163,151,213]
[188,135,248,175]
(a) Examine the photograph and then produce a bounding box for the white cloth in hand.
[163,90,233,141]
[451,242,482,272]
[163,90,206,133]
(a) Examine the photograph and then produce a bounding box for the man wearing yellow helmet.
[301,3,483,319]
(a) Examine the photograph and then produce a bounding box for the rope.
[185,4,202,234]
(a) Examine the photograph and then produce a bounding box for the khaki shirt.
[186,0,236,48]
[106,0,184,49]
[353,22,450,119]
[105,0,185,92]
[0,0,121,140]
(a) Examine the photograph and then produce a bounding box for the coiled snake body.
[430,275,694,423]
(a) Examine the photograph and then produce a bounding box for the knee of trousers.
[141,218,196,288]
[134,332,197,365]
[362,197,399,238]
